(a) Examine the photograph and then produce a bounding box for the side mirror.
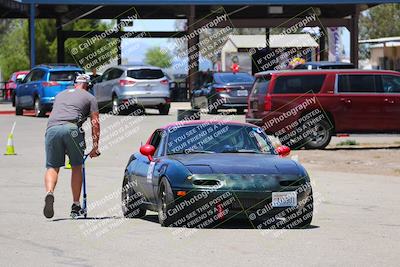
[140,144,156,161]
[276,145,291,157]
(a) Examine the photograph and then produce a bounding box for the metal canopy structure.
[0,0,397,90]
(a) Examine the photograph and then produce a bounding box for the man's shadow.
[51,216,121,222]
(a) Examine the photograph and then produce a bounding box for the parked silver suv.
[92,65,170,115]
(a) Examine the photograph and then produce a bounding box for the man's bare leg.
[45,167,60,193]
[71,165,82,203]
[43,168,59,218]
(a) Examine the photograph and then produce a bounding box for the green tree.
[145,47,172,68]
[360,3,400,39]
[0,19,114,79]
[0,20,30,79]
[64,19,117,69]
[359,3,400,60]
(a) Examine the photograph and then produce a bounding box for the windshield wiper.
[221,149,265,154]
[169,150,215,155]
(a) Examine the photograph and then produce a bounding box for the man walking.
[43,74,100,219]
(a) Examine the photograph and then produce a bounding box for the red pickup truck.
[246,69,400,149]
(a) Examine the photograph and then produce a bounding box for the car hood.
[169,153,299,175]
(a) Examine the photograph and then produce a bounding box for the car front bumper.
[167,185,313,228]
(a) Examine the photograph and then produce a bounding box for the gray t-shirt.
[47,88,98,131]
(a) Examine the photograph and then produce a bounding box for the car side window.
[252,76,271,95]
[112,69,124,80]
[23,71,34,83]
[102,69,112,81]
[338,74,381,93]
[382,75,400,93]
[31,70,46,82]
[274,75,325,94]
[107,68,123,80]
[150,130,163,156]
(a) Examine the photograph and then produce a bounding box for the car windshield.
[214,73,254,83]
[49,71,82,81]
[167,124,274,155]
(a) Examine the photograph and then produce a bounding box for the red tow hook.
[216,203,224,220]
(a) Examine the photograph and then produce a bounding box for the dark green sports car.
[121,120,313,229]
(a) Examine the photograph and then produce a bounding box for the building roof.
[224,34,318,51]
[360,36,400,44]
[17,0,397,4]
[360,36,400,48]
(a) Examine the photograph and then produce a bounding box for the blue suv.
[15,64,83,117]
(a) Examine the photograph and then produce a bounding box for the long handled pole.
[82,154,89,218]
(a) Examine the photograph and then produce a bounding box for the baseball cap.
[75,74,91,83]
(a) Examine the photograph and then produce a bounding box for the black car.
[294,61,355,70]
[191,72,255,114]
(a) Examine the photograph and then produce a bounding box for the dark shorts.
[45,123,86,168]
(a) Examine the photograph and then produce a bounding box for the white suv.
[92,65,170,115]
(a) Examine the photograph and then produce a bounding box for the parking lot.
[1,102,400,266]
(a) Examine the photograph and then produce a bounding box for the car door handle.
[384,98,395,104]
[340,98,351,104]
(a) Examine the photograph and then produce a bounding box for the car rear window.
[251,76,271,95]
[382,75,400,93]
[338,74,382,93]
[273,75,325,94]
[127,69,164,79]
[321,64,354,69]
[214,73,254,83]
[49,71,82,82]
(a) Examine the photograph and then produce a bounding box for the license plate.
[237,90,248,97]
[272,192,297,207]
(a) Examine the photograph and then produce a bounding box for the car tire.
[121,177,146,218]
[15,106,23,116]
[159,104,170,115]
[297,194,313,228]
[158,177,175,227]
[191,98,199,110]
[303,119,332,150]
[236,108,245,115]
[12,91,16,107]
[112,95,120,115]
[34,97,45,117]
[208,100,218,114]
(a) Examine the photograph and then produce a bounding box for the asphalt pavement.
[0,103,399,266]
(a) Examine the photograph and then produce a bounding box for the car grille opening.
[279,179,305,187]
[193,179,221,187]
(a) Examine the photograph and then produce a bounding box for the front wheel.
[236,108,245,115]
[158,177,175,227]
[15,107,23,116]
[121,177,146,218]
[34,97,45,117]
[15,98,23,116]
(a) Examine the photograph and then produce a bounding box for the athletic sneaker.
[70,203,85,218]
[43,192,54,218]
